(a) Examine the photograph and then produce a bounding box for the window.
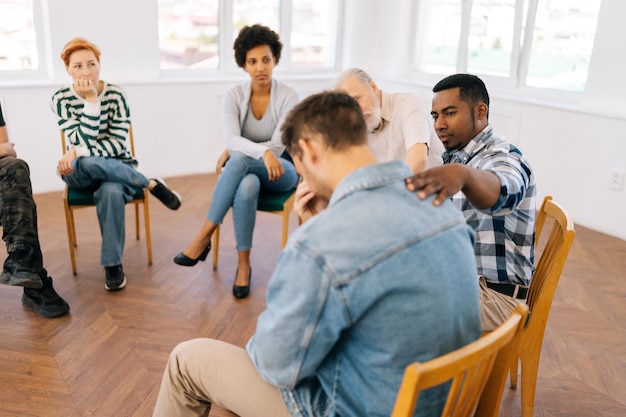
[157,0,342,72]
[158,0,220,70]
[0,0,40,72]
[467,0,518,77]
[414,0,602,92]
[525,0,601,91]
[416,0,462,75]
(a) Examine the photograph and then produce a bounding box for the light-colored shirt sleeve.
[374,92,443,169]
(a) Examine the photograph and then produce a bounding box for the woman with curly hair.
[174,25,299,299]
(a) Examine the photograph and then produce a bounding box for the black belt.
[485,281,528,299]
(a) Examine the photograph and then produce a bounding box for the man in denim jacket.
[152,92,481,417]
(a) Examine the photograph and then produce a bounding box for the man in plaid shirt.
[406,74,536,331]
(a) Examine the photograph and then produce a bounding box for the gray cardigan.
[222,78,299,159]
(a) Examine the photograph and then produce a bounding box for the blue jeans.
[62,156,150,266]
[208,152,298,251]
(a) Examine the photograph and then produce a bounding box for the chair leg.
[68,206,77,248]
[509,355,519,389]
[281,211,290,249]
[520,355,539,417]
[143,193,153,266]
[212,225,220,270]
[134,202,140,240]
[64,202,78,275]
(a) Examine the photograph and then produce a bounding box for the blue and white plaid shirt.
[443,125,536,285]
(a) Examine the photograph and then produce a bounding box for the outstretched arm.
[405,164,501,209]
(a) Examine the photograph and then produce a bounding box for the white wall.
[1,0,624,241]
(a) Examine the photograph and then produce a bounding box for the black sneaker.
[22,277,70,318]
[150,178,182,210]
[1,248,44,288]
[105,265,127,291]
[0,267,43,288]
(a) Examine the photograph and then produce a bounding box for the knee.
[223,151,250,173]
[168,339,211,374]
[1,157,29,176]
[236,175,260,203]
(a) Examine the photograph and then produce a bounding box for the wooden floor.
[1,173,625,417]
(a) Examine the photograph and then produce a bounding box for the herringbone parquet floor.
[1,173,625,417]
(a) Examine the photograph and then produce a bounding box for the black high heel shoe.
[173,243,211,266]
[232,267,252,299]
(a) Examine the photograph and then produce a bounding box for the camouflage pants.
[0,157,44,274]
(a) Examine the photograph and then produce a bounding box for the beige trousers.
[479,276,524,332]
[152,338,291,417]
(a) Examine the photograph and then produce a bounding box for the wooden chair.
[507,195,576,417]
[60,126,152,275]
[391,303,530,417]
[211,187,296,269]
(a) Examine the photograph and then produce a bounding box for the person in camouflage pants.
[0,103,69,318]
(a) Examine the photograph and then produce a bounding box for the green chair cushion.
[67,187,145,206]
[257,188,295,212]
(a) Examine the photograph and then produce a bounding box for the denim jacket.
[247,161,481,417]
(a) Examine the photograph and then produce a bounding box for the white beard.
[364,106,382,132]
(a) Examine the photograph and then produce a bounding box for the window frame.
[0,0,50,82]
[157,0,344,78]
[411,0,601,95]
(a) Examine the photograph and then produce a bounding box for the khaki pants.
[152,338,291,417]
[479,276,524,332]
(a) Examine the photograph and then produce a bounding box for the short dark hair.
[281,91,368,158]
[233,24,282,68]
[433,74,490,109]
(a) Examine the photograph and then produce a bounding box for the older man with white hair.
[334,67,444,173]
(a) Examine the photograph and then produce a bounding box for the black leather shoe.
[232,267,252,299]
[173,243,211,267]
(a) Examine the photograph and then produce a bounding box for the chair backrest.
[520,195,575,350]
[60,125,136,156]
[527,196,575,322]
[391,303,530,417]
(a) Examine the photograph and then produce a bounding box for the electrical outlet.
[609,170,624,191]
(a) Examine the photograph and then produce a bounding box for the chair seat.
[60,125,152,275]
[257,188,295,212]
[67,187,145,206]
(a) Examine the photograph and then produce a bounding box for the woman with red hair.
[51,37,182,292]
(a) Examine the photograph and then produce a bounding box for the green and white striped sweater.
[51,81,137,164]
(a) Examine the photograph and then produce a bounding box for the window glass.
[158,0,220,70]
[467,0,517,77]
[419,0,462,74]
[526,0,601,92]
[0,0,39,71]
[233,0,280,33]
[291,0,338,68]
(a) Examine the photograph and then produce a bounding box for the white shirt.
[370,91,444,169]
